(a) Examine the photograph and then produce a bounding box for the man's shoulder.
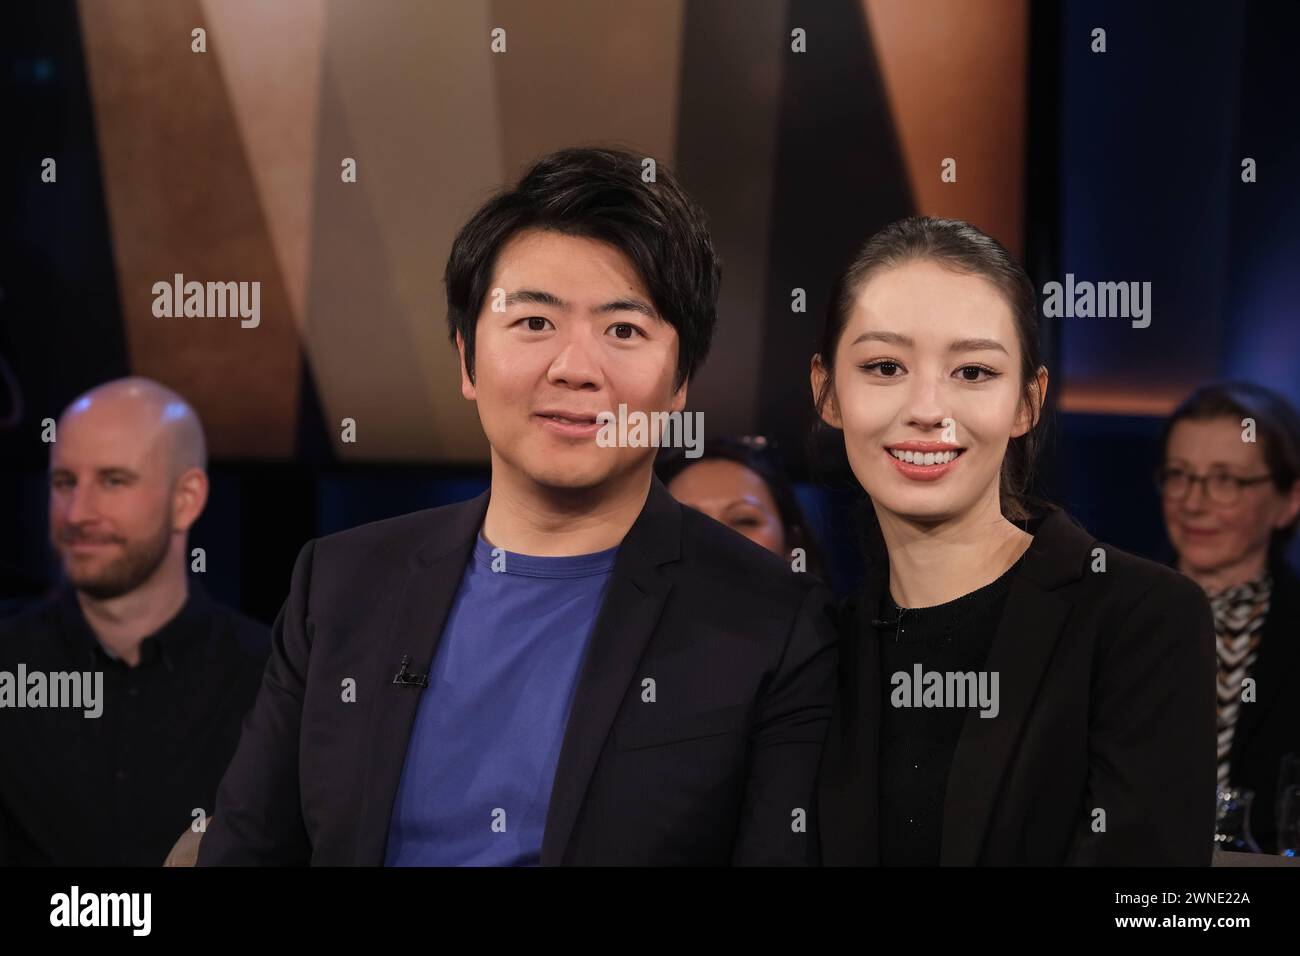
[0,592,65,657]
[674,505,823,606]
[199,593,272,659]
[309,494,486,570]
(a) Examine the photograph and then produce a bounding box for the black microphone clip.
[392,654,429,689]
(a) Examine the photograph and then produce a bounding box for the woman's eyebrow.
[846,331,1009,356]
[949,337,1009,355]
[849,330,912,347]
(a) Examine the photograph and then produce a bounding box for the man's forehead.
[491,231,652,300]
[52,411,164,470]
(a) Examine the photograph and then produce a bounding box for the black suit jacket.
[818,507,1218,865]
[199,477,838,865]
[1227,559,1300,852]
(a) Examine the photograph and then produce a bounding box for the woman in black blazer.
[810,217,1217,865]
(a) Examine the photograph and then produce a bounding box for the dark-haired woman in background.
[1159,383,1300,853]
[813,216,1215,865]
[658,436,829,580]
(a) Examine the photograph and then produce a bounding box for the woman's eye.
[609,323,642,340]
[957,365,999,382]
[860,360,903,377]
[523,316,550,332]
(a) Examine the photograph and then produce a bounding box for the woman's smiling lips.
[534,408,604,439]
[883,440,966,482]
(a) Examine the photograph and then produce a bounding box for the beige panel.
[201,0,324,324]
[307,0,505,462]
[78,0,301,458]
[491,0,685,187]
[863,0,1027,256]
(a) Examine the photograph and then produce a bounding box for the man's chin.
[526,467,611,493]
[66,571,135,601]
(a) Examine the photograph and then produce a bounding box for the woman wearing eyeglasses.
[813,217,1216,865]
[1158,383,1300,853]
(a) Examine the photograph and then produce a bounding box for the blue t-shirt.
[384,532,618,865]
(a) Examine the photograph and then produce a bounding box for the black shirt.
[0,582,269,865]
[877,556,1022,866]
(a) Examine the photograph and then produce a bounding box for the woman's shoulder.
[1028,506,1206,611]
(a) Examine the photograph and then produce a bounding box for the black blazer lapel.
[940,509,1089,865]
[540,477,679,865]
[353,490,489,864]
[1229,562,1300,768]
[818,582,883,865]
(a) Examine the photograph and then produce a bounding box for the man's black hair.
[444,146,721,391]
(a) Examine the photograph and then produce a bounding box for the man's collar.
[415,474,681,572]
[56,580,209,671]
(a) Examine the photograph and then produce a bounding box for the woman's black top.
[877,555,1024,866]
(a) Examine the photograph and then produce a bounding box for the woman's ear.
[1276,479,1300,532]
[810,355,842,429]
[1011,365,1049,438]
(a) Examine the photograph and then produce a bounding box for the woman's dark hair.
[813,216,1047,521]
[657,436,829,579]
[444,146,721,391]
[1162,381,1300,553]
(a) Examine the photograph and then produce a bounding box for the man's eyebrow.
[503,289,568,309]
[593,297,659,319]
[48,466,138,480]
[847,331,1010,357]
[503,289,659,320]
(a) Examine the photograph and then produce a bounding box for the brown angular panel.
[78,0,301,458]
[305,0,503,462]
[863,0,1027,256]
[202,0,324,325]
[490,0,684,187]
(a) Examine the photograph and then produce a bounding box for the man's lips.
[63,539,120,554]
[534,410,603,438]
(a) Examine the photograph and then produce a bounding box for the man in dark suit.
[198,147,838,866]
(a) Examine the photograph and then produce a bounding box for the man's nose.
[547,332,602,389]
[63,483,101,526]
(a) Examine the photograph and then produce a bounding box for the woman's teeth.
[888,448,961,466]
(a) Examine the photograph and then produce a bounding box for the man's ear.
[810,355,841,428]
[456,331,475,401]
[670,375,688,414]
[1011,365,1049,439]
[172,467,209,533]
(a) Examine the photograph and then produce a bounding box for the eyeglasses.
[1155,466,1273,505]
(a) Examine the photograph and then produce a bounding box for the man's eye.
[609,323,642,340]
[522,316,551,332]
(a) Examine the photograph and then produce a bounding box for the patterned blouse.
[1208,569,1273,789]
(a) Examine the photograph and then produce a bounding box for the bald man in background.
[0,377,269,865]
